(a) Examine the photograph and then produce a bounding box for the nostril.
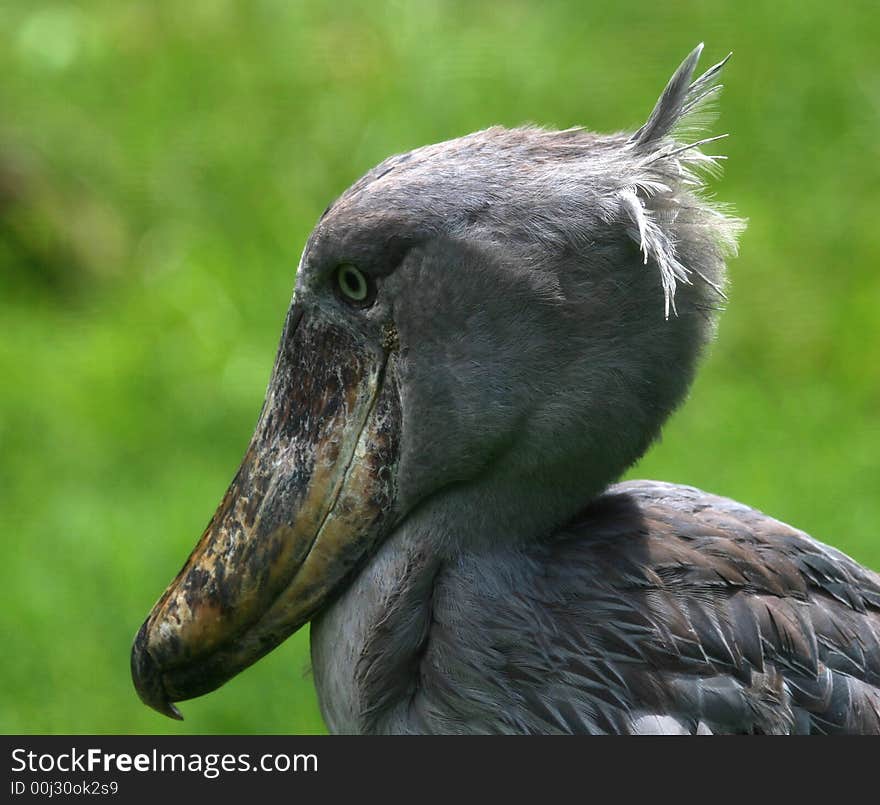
[131,620,184,721]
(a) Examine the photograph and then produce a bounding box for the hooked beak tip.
[131,620,185,721]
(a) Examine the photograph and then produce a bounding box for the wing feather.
[415,480,880,734]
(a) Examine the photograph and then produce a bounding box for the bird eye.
[334,263,374,307]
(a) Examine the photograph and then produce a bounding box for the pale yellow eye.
[335,263,369,303]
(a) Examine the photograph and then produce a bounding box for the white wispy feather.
[614,44,745,317]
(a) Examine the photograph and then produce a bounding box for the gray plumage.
[314,482,880,734]
[132,45,880,734]
[307,46,880,733]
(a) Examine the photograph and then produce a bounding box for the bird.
[131,44,880,734]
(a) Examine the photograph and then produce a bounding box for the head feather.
[616,44,744,317]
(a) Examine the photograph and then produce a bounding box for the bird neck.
[309,452,628,732]
[310,526,442,734]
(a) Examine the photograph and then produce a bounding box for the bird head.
[132,44,742,719]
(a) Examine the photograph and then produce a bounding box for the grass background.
[1,1,878,734]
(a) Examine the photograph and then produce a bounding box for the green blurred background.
[1,0,878,734]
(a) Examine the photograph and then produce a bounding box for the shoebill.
[131,45,880,734]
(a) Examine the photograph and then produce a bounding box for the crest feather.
[630,43,731,149]
[615,44,743,318]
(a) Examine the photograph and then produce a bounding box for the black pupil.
[340,266,364,299]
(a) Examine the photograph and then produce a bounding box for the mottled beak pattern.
[131,305,401,718]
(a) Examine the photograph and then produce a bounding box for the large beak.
[131,304,401,719]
